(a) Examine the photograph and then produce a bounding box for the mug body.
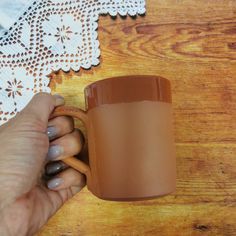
[84,76,176,201]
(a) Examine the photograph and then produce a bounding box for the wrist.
[0,202,29,236]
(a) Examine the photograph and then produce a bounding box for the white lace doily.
[0,0,146,125]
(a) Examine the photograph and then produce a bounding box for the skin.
[0,93,86,236]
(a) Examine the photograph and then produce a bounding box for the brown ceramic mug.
[52,75,176,201]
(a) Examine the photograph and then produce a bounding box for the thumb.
[21,93,65,124]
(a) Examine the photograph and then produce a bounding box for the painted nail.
[47,178,63,190]
[46,145,63,161]
[53,94,65,106]
[46,161,67,176]
[47,126,58,141]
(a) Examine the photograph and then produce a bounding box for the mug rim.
[84,75,170,91]
[84,75,172,110]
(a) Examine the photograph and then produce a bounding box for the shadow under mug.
[52,75,176,201]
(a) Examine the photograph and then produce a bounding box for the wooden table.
[38,0,236,235]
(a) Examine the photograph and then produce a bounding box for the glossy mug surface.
[52,75,176,201]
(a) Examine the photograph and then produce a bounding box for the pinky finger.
[47,168,86,195]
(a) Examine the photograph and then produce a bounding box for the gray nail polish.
[46,162,66,176]
[47,178,63,190]
[47,145,63,161]
[47,126,58,141]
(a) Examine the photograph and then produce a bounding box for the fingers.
[45,161,68,176]
[47,168,86,194]
[47,116,74,141]
[40,167,86,223]
[22,93,65,123]
[47,129,84,161]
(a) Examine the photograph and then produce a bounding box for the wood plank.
[38,145,236,235]
[49,0,236,144]
[38,0,236,235]
[39,202,236,236]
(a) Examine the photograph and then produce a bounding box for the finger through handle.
[51,106,91,179]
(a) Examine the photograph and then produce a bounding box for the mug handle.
[50,106,92,181]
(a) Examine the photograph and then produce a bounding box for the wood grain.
[38,0,236,235]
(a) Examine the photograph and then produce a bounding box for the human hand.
[0,93,86,236]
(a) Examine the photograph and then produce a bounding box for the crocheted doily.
[0,0,146,125]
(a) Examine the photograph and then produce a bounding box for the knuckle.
[72,128,82,138]
[78,173,86,186]
[60,116,74,132]
[51,116,74,133]
[78,129,85,143]
[70,170,86,186]
[67,130,83,151]
[73,128,84,143]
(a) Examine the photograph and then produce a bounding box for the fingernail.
[47,145,63,161]
[47,178,63,190]
[46,161,67,176]
[53,94,65,106]
[47,126,58,141]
